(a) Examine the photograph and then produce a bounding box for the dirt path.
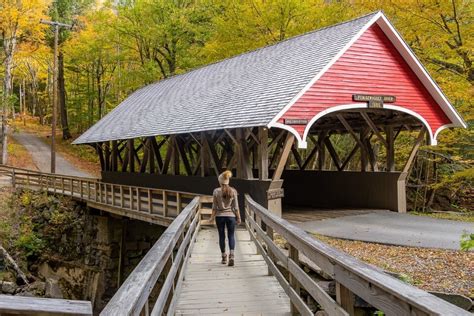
[11,132,93,178]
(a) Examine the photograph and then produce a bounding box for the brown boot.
[221,253,227,264]
[228,253,234,266]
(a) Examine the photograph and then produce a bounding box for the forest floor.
[314,235,473,298]
[410,210,474,222]
[7,136,38,171]
[9,117,100,177]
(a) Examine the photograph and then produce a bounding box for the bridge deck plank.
[174,227,291,315]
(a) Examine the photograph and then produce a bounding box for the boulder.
[45,278,63,299]
[0,281,17,294]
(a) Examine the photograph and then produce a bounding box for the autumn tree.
[46,0,94,139]
[115,0,215,79]
[0,0,48,163]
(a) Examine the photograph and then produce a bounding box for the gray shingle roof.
[73,12,379,144]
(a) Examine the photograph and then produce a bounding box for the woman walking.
[210,170,241,266]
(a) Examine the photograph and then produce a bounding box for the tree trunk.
[1,35,16,164]
[58,52,71,140]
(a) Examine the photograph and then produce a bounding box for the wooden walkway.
[175,227,291,315]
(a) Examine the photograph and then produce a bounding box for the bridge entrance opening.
[277,106,429,217]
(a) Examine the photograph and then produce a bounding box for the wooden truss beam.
[272,133,294,181]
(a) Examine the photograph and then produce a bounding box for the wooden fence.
[0,295,92,315]
[100,197,201,316]
[245,194,470,316]
[0,165,202,226]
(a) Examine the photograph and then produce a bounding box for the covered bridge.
[73,11,465,218]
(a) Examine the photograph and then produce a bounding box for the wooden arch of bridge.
[0,167,468,316]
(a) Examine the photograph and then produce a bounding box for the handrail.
[0,164,99,181]
[101,197,201,316]
[1,165,210,226]
[245,194,470,316]
[0,294,92,315]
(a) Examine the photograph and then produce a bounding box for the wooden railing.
[0,294,92,315]
[100,197,201,316]
[245,194,470,316]
[0,165,204,226]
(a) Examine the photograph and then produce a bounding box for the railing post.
[336,282,358,316]
[147,189,152,213]
[176,192,182,214]
[11,169,15,188]
[163,191,168,217]
[137,188,141,212]
[120,185,124,208]
[80,180,83,198]
[140,300,149,316]
[267,226,274,276]
[129,187,133,210]
[289,244,301,316]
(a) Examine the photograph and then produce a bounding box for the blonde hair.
[219,170,233,199]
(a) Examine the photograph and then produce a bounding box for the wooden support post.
[171,137,180,176]
[317,132,327,170]
[148,138,155,174]
[104,142,111,171]
[140,139,150,173]
[365,139,379,172]
[258,127,269,180]
[163,138,173,175]
[96,143,105,171]
[289,244,301,316]
[176,137,192,176]
[385,126,395,171]
[402,128,426,174]
[236,129,253,179]
[324,137,342,171]
[360,112,388,148]
[272,133,294,181]
[128,139,135,173]
[111,140,118,171]
[200,132,210,177]
[360,129,369,172]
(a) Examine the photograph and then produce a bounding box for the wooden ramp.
[174,227,291,315]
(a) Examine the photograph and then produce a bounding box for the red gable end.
[276,23,453,146]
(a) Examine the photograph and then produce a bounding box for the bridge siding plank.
[174,228,291,315]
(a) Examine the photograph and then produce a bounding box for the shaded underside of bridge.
[72,11,464,218]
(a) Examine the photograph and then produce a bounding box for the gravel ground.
[315,235,474,298]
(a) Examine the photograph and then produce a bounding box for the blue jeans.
[216,216,236,253]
